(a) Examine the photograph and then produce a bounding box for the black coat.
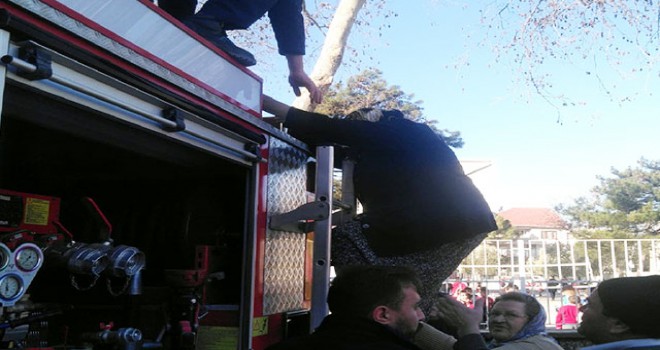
[267,315,422,350]
[283,108,497,256]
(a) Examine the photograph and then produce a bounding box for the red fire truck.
[0,0,334,349]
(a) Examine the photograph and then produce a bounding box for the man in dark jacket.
[578,275,660,350]
[267,265,425,350]
[158,0,322,103]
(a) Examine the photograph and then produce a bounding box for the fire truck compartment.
[0,77,253,346]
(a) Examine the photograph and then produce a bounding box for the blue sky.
[252,2,660,212]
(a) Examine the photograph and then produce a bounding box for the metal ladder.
[267,146,359,330]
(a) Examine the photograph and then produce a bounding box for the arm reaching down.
[287,55,323,104]
[262,95,291,125]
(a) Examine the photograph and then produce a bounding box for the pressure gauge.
[0,275,23,301]
[15,244,43,272]
[0,244,10,271]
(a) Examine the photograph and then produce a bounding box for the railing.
[449,238,660,326]
[458,239,660,282]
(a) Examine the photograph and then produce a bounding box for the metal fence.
[448,239,660,327]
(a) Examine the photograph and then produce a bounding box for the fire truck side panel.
[263,137,308,315]
[9,0,262,118]
[0,1,317,349]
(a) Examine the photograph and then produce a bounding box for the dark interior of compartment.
[0,89,249,307]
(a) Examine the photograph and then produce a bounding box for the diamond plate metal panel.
[263,138,310,315]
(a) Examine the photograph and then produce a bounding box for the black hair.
[327,265,421,318]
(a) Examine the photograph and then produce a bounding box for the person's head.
[480,286,488,297]
[578,275,660,344]
[504,283,519,293]
[344,108,405,123]
[567,295,579,305]
[488,292,546,343]
[562,285,576,294]
[327,265,425,339]
[457,289,472,303]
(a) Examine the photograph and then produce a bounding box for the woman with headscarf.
[486,292,563,350]
[416,293,563,350]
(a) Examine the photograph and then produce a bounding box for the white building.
[498,207,570,242]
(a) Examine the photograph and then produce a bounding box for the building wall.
[519,228,570,242]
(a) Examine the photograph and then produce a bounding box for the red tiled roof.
[498,208,568,229]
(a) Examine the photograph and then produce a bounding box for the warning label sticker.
[197,326,238,350]
[24,198,50,226]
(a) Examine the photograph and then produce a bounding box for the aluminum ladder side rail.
[310,146,333,331]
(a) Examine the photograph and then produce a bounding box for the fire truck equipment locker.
[0,0,332,349]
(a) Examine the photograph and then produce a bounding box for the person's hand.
[288,70,322,104]
[262,94,291,128]
[434,294,484,337]
[263,116,282,128]
[286,55,323,104]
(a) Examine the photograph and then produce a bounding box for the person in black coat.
[263,96,497,311]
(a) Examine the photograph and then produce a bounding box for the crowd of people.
[446,277,593,332]
[269,267,660,350]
